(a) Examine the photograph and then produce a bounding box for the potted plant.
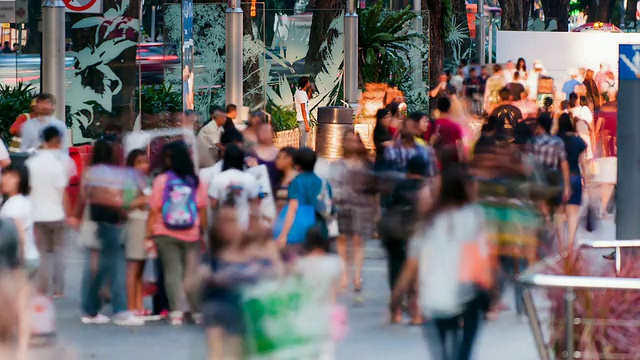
[269,103,299,148]
[543,251,640,359]
[0,82,36,145]
[136,84,182,129]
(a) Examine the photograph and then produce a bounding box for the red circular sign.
[63,0,97,12]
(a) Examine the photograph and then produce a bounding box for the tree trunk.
[497,0,527,30]
[596,0,614,22]
[522,0,534,28]
[424,0,444,86]
[451,0,465,12]
[304,0,345,77]
[540,0,570,31]
[24,0,42,54]
[625,0,637,27]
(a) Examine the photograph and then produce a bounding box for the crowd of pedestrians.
[0,55,619,359]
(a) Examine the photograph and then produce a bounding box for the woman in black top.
[373,108,393,170]
[557,114,588,248]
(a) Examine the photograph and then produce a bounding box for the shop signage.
[15,0,28,23]
[0,1,15,23]
[619,44,640,80]
[63,0,102,14]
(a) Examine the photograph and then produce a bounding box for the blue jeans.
[81,222,127,316]
[498,256,528,315]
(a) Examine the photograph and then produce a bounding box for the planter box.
[274,128,300,149]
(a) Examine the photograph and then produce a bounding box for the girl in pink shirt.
[147,140,208,325]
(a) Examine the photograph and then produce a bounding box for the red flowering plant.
[543,250,640,359]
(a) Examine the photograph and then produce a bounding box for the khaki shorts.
[125,218,147,260]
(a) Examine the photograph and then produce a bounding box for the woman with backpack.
[148,140,208,325]
[391,164,494,360]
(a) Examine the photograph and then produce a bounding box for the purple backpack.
[161,171,198,230]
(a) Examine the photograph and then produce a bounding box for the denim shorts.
[202,301,245,336]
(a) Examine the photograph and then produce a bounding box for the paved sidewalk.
[24,219,616,360]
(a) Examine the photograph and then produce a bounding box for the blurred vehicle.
[0,54,75,86]
[136,42,180,84]
[0,43,180,87]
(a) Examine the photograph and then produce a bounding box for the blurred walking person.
[72,140,147,326]
[556,114,589,248]
[1,165,39,279]
[124,149,152,316]
[20,94,68,152]
[148,140,208,325]
[328,132,376,300]
[392,165,493,360]
[26,126,76,296]
[380,156,429,324]
[198,202,279,360]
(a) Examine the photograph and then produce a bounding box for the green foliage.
[358,2,420,85]
[0,83,36,145]
[267,102,298,133]
[136,84,182,115]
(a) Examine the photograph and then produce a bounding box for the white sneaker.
[81,313,111,324]
[113,312,145,326]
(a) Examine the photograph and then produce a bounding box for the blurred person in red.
[71,140,148,326]
[8,98,37,152]
[425,97,463,154]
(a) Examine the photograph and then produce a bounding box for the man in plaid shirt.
[382,124,439,177]
[528,113,571,203]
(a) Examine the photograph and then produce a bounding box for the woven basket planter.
[273,128,300,149]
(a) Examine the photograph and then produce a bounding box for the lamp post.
[42,0,66,121]
[344,0,358,106]
[225,0,243,111]
[477,0,486,65]
[412,0,423,90]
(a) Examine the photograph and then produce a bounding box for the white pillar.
[477,0,486,65]
[412,0,423,90]
[226,0,243,110]
[42,0,66,122]
[344,0,358,106]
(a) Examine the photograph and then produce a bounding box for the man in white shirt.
[26,125,76,296]
[294,76,312,148]
[197,106,230,164]
[20,93,68,152]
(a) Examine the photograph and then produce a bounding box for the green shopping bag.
[242,276,331,360]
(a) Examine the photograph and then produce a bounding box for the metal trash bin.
[315,106,354,160]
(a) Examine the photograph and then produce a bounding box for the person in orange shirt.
[10,99,37,136]
[8,99,37,153]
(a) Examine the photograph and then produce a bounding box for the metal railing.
[517,240,640,360]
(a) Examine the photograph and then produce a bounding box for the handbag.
[377,206,414,241]
[273,203,317,244]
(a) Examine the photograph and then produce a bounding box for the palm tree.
[358,2,419,86]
